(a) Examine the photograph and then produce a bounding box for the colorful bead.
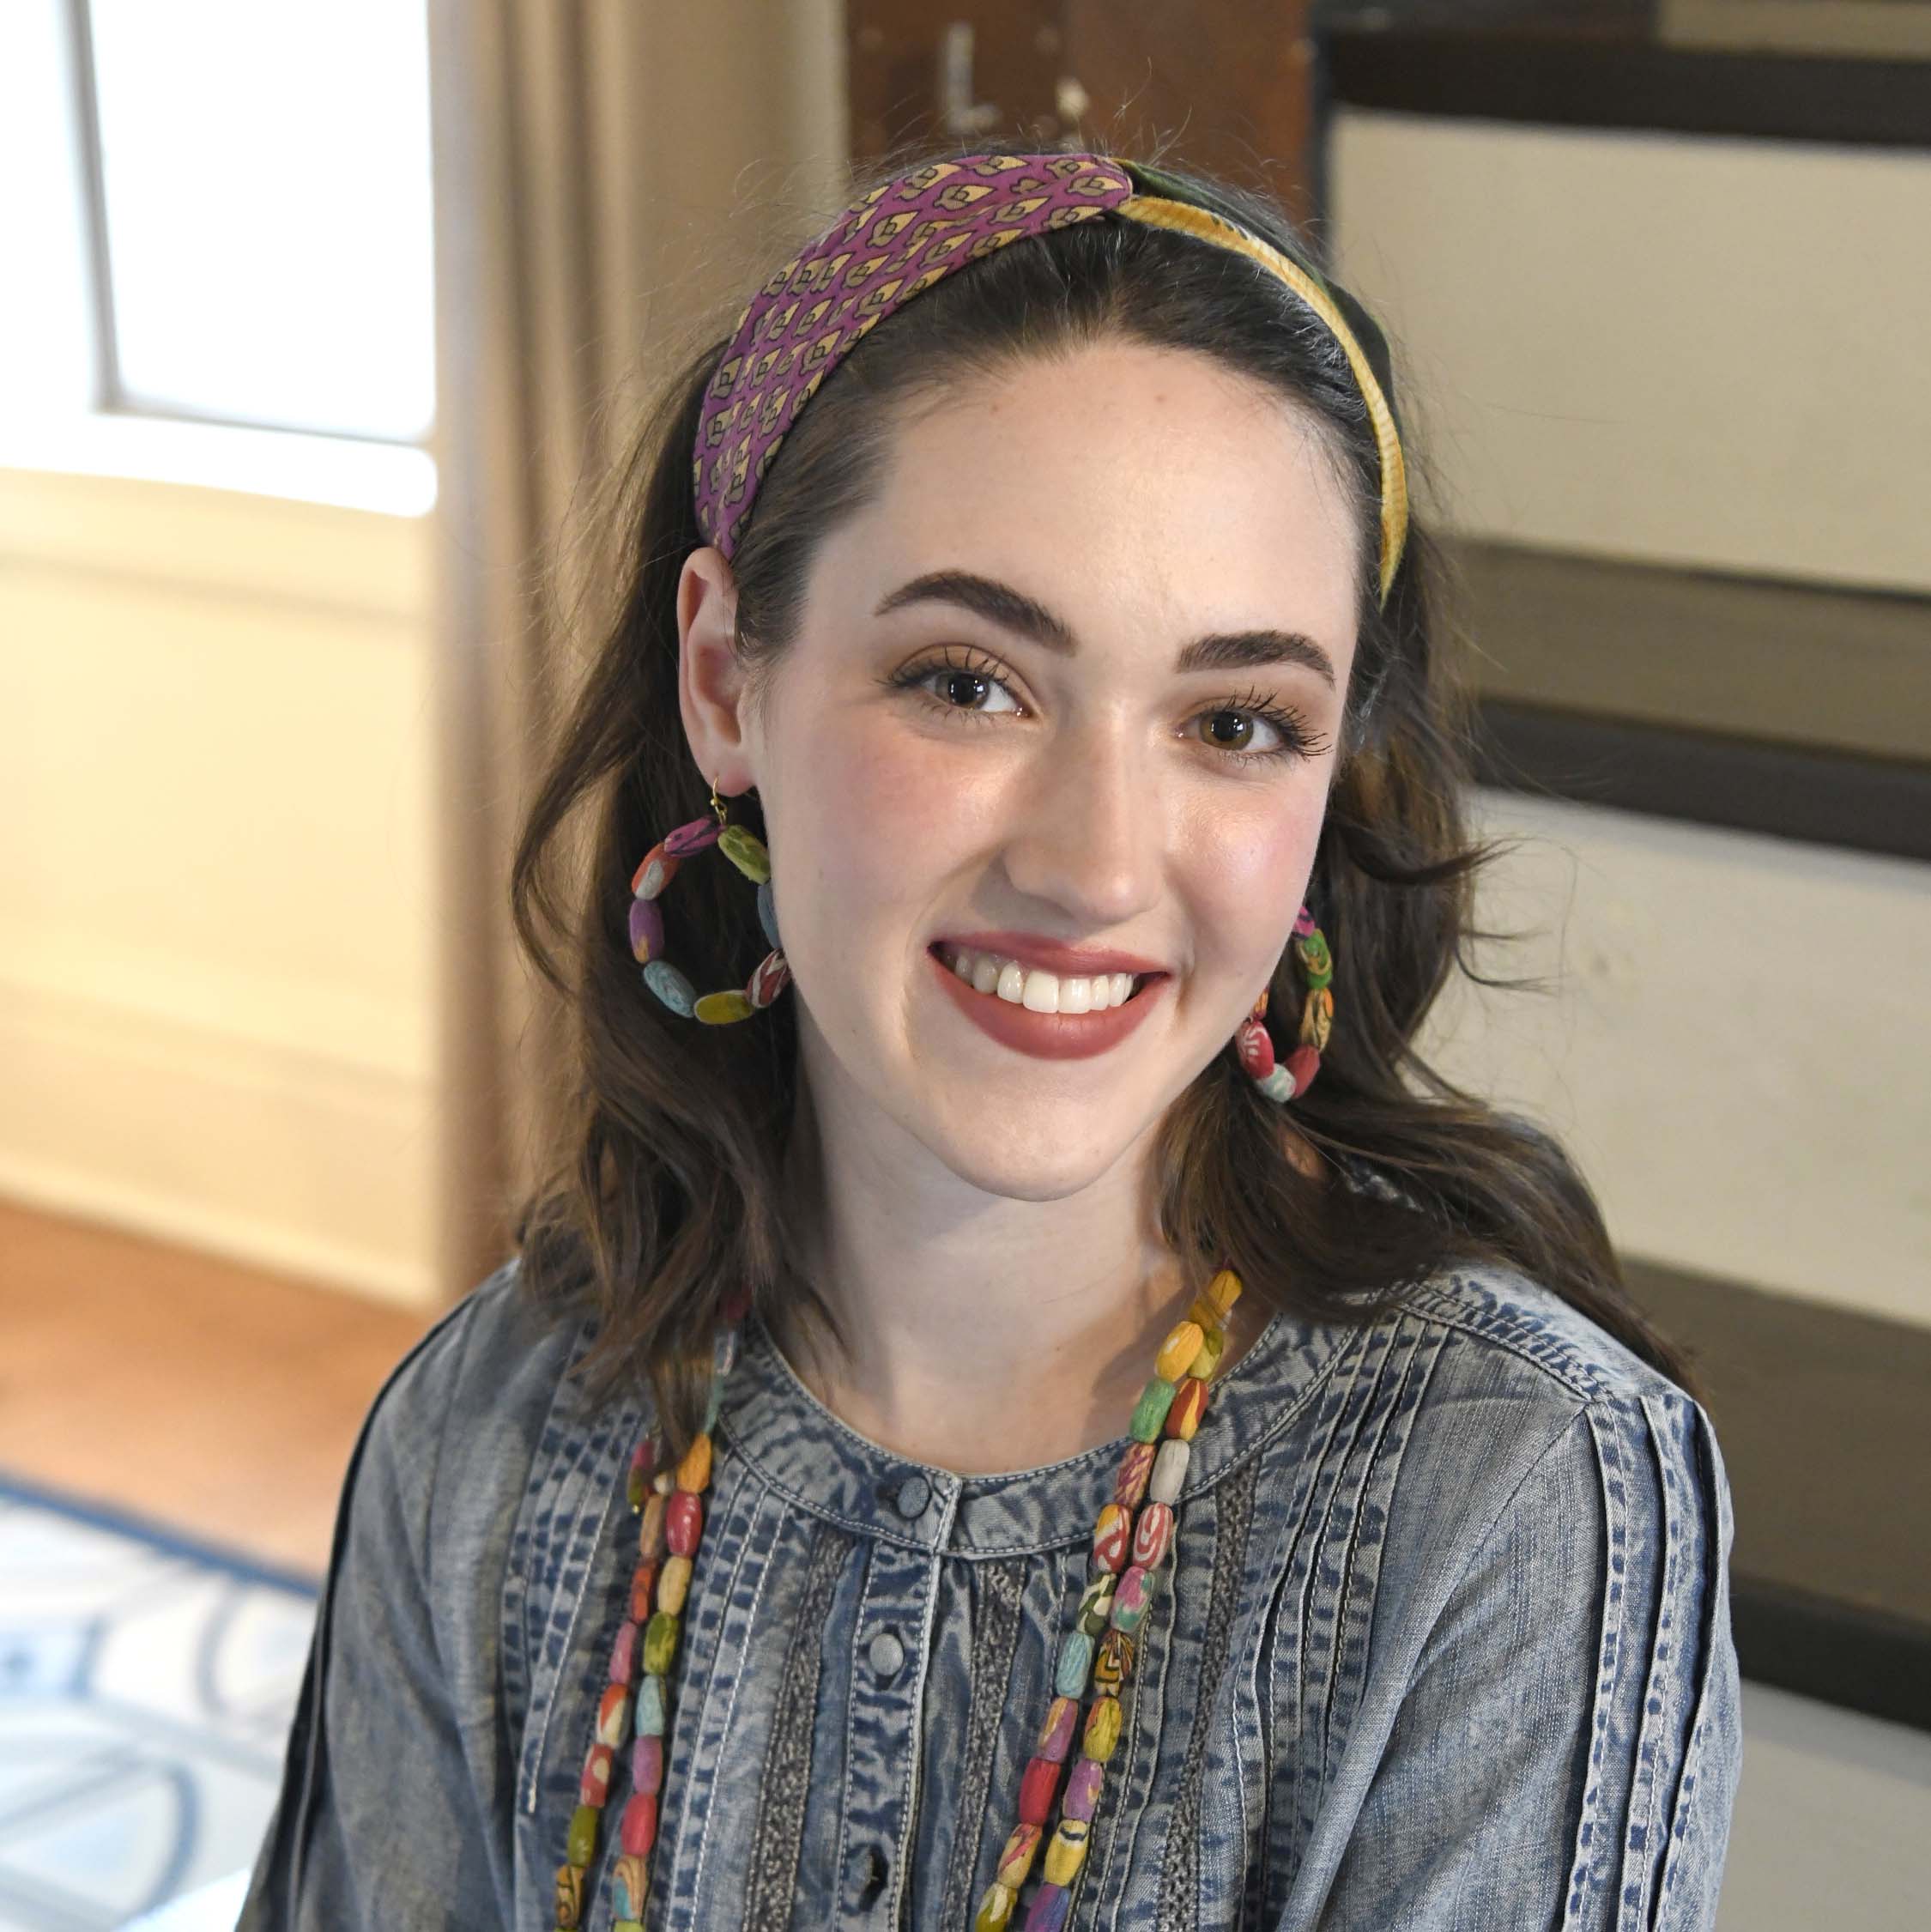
[1165,1376,1208,1440]
[1023,1880,1072,1930]
[756,879,782,950]
[1043,1816,1091,1885]
[631,1734,663,1795]
[1235,1014,1274,1079]
[611,1856,651,1920]
[554,1861,584,1927]
[651,1467,675,1497]
[628,1560,659,1623]
[1054,1628,1095,1696]
[1256,1063,1297,1103]
[596,1682,631,1747]
[1205,1268,1244,1317]
[618,1790,658,1856]
[702,1376,723,1433]
[638,1493,668,1560]
[1286,1045,1322,1093]
[626,1438,652,1511]
[1112,1440,1155,1509]
[1293,929,1332,986]
[608,1619,638,1684]
[1186,1293,1222,1333]
[693,987,755,1024]
[642,958,697,1015]
[1083,1693,1123,1761]
[1292,903,1317,938]
[666,1490,703,1555]
[566,1803,597,1868]
[1301,984,1334,1051]
[1149,1438,1189,1505]
[1250,984,1269,1021]
[1018,1753,1062,1825]
[1132,1502,1175,1570]
[1092,1502,1132,1572]
[717,822,772,881]
[1063,1753,1105,1821]
[1154,1319,1204,1383]
[643,1609,680,1675]
[1187,1324,1225,1380]
[1108,1562,1153,1635]
[579,1741,614,1806]
[1129,1376,1177,1442]
[663,815,722,857]
[634,1673,666,1737]
[657,1553,693,1614]
[676,1433,712,1493]
[996,1821,1043,1887]
[627,894,665,965]
[1036,1693,1079,1760]
[974,1880,1018,1930]
[747,948,791,1008]
[630,841,678,898]
[1093,1628,1135,1692]
[1074,1572,1116,1638]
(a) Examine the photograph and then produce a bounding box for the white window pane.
[88,0,434,443]
[0,0,97,423]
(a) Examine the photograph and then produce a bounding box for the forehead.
[813,339,1364,646]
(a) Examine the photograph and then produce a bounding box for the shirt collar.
[716,1296,1348,1558]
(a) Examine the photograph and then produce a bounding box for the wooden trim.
[1623,1257,1931,1731]
[1732,1577,1931,1733]
[1448,542,1931,767]
[1323,23,1931,147]
[1472,700,1931,862]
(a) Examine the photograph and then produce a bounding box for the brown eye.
[1201,709,1255,754]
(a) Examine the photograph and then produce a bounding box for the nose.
[999,712,1165,930]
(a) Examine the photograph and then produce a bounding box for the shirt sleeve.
[1297,1390,1744,1931]
[235,1293,511,1929]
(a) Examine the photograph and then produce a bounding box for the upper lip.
[934,930,1171,977]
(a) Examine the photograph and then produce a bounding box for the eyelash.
[884,646,1331,766]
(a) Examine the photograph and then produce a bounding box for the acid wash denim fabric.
[238,1253,1743,1931]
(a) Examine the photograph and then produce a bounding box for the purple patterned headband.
[692,151,1409,604]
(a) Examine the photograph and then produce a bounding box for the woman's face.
[687,337,1362,1200]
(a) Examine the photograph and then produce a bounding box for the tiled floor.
[0,1197,435,1577]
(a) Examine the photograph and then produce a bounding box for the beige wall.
[1333,112,1931,1330]
[1330,112,1931,594]
[0,469,440,1305]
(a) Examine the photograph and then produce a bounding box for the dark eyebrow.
[872,568,1337,688]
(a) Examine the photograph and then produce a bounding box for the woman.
[240,147,1742,1929]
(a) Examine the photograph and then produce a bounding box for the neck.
[765,1075,1258,1479]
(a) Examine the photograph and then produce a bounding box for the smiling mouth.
[930,941,1159,1014]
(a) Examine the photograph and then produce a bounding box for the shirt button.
[894,1473,930,1518]
[868,1628,905,1678]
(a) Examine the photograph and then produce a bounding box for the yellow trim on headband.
[1114,192,1410,606]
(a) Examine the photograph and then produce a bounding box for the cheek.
[1186,791,1326,944]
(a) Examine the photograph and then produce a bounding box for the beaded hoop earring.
[1232,904,1335,1103]
[629,778,790,1021]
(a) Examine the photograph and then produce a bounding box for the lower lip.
[926,947,1169,1061]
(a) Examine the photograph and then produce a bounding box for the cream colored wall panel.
[1418,791,1930,1327]
[1330,112,1931,592]
[0,972,437,1307]
[0,469,438,1299]
[0,572,434,1051]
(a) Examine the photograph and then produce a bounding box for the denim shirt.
[237,1252,1742,1930]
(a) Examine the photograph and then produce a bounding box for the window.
[0,0,435,508]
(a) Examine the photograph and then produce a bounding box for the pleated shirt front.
[237,1251,1743,1930]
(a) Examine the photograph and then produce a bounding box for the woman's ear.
[676,545,755,790]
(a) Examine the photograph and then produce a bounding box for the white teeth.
[943,946,1142,1014]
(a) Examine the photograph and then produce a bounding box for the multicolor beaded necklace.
[551,1264,1247,1930]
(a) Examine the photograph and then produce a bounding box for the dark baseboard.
[1324,21,1931,147]
[1624,1257,1930,1732]
[1732,1575,1931,1733]
[1473,700,1931,863]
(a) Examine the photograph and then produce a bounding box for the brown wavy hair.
[508,140,1706,1455]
